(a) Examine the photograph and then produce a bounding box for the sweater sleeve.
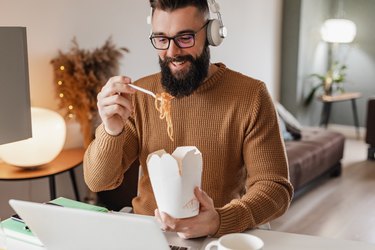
[214,83,294,237]
[83,116,139,192]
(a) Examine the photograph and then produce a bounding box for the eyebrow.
[152,28,196,36]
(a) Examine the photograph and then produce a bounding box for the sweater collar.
[195,63,227,94]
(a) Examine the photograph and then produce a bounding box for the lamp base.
[0,107,66,168]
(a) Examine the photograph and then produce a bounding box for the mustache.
[163,55,194,64]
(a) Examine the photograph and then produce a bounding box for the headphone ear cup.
[206,19,224,46]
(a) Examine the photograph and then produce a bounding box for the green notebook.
[1,197,108,246]
[1,217,41,246]
[49,197,109,213]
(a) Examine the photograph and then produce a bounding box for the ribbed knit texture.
[84,63,293,237]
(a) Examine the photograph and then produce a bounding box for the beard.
[159,46,210,98]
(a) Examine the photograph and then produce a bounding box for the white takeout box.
[147,146,203,218]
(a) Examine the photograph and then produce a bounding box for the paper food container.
[147,146,202,218]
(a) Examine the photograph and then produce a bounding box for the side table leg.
[49,176,56,200]
[320,102,332,128]
[351,99,360,139]
[69,169,80,201]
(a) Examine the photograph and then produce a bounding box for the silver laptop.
[9,199,204,250]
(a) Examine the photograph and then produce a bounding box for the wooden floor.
[271,137,375,244]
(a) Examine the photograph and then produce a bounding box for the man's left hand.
[154,187,220,239]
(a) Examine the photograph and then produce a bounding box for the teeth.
[174,61,185,65]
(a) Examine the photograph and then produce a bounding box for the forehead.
[151,6,205,35]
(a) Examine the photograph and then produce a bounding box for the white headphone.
[206,0,227,46]
[147,0,227,47]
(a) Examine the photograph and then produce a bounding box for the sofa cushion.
[276,103,302,140]
[285,128,345,191]
[278,115,294,141]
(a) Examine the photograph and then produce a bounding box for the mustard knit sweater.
[84,63,293,237]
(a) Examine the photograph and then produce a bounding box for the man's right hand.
[97,76,136,136]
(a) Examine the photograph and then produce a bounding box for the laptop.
[9,199,205,250]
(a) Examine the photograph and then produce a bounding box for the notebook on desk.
[9,199,204,250]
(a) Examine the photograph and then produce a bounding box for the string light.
[56,65,76,119]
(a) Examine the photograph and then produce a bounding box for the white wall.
[0,0,282,218]
[213,0,283,100]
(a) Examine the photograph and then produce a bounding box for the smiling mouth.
[171,60,186,66]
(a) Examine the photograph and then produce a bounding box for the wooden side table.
[0,148,85,201]
[319,92,362,138]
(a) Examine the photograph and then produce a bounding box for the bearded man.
[84,0,293,239]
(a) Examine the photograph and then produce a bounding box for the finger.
[99,94,134,113]
[99,104,132,122]
[177,232,189,239]
[154,209,164,228]
[155,209,168,231]
[101,76,136,97]
[160,212,180,231]
[98,89,134,123]
[177,226,201,239]
[108,76,132,87]
[194,187,213,209]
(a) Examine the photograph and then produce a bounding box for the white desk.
[4,229,375,250]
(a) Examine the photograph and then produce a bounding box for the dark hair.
[149,0,209,17]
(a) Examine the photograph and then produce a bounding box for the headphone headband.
[207,0,227,46]
[147,0,227,46]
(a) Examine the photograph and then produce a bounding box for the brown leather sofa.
[285,128,345,198]
[366,98,375,160]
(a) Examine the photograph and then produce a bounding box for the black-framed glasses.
[149,21,209,50]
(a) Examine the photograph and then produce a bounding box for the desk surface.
[4,229,375,250]
[0,148,85,181]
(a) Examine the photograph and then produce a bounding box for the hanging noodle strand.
[155,92,175,141]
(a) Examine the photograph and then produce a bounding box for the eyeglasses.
[149,21,209,50]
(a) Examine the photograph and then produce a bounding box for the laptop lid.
[9,199,171,250]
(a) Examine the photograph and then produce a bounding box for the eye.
[154,36,168,44]
[176,34,194,44]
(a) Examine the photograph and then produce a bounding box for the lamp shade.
[320,19,357,43]
[0,107,66,167]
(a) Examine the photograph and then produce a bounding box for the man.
[84,0,293,239]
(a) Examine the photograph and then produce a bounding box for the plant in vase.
[51,37,128,148]
[304,61,347,106]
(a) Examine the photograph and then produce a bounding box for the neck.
[207,63,218,80]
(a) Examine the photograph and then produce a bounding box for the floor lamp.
[320,18,357,70]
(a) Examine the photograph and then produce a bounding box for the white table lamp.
[0,107,66,168]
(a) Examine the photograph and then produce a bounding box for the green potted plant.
[304,61,347,106]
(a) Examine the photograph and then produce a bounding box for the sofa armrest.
[366,98,375,146]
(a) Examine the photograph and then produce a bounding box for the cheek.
[158,51,166,60]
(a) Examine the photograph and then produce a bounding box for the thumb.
[194,187,213,209]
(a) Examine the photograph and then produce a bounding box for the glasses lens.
[150,33,195,50]
[174,34,195,48]
[151,36,169,50]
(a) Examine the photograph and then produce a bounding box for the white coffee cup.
[205,233,264,250]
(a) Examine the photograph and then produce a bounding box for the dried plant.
[51,37,128,148]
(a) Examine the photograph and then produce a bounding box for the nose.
[166,39,182,57]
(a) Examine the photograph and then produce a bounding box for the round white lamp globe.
[320,19,357,43]
[0,107,66,168]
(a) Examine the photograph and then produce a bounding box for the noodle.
[155,92,175,141]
